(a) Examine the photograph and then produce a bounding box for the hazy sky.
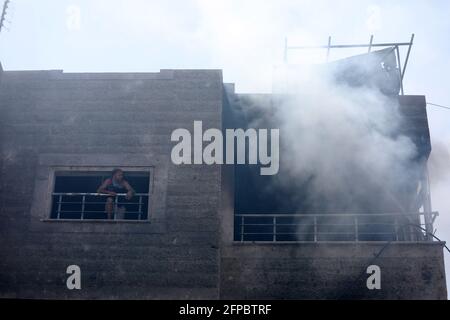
[1,0,449,295]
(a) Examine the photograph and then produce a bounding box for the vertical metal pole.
[368,35,374,52]
[81,195,85,220]
[395,45,404,95]
[326,36,331,62]
[0,0,10,34]
[394,217,399,241]
[138,195,143,220]
[422,166,434,240]
[354,216,359,241]
[402,33,414,80]
[57,195,62,219]
[114,195,118,220]
[273,216,276,242]
[240,216,244,242]
[313,216,318,242]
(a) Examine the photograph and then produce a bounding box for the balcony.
[235,212,438,242]
[51,192,149,221]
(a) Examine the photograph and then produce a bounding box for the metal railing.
[52,192,149,220]
[283,34,415,95]
[235,212,438,242]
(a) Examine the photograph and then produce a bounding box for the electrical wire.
[427,102,450,110]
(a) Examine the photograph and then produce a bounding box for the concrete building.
[0,57,447,299]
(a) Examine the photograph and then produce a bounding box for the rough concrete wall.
[220,243,447,299]
[0,69,223,299]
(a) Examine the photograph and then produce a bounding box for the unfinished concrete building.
[0,40,447,299]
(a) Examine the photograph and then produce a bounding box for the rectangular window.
[50,170,151,221]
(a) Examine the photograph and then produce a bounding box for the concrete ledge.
[223,241,447,258]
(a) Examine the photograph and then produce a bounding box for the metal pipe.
[81,195,85,220]
[313,216,318,242]
[394,217,399,241]
[423,166,434,240]
[138,195,143,220]
[368,35,374,52]
[235,212,437,217]
[241,216,245,242]
[273,216,277,241]
[52,192,148,196]
[401,33,414,80]
[395,45,404,95]
[114,195,118,220]
[288,41,411,50]
[57,195,62,219]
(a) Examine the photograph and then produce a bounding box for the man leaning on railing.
[97,168,135,219]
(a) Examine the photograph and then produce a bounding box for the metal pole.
[81,195,85,220]
[240,216,244,242]
[395,45,404,95]
[114,195,118,220]
[138,195,143,220]
[272,216,276,242]
[313,216,318,242]
[354,217,359,241]
[57,195,62,219]
[368,35,374,52]
[423,165,434,240]
[0,0,10,34]
[401,33,414,80]
[289,41,412,50]
[394,217,399,241]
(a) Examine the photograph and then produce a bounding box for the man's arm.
[97,179,116,195]
[123,181,135,199]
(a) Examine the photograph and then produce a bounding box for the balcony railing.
[235,212,438,242]
[52,192,149,220]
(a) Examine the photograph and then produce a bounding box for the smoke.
[429,141,450,185]
[266,62,421,218]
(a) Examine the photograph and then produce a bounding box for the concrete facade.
[0,67,447,299]
[0,69,223,299]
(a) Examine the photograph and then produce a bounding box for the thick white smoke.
[269,63,421,215]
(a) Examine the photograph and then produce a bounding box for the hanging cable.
[427,102,450,110]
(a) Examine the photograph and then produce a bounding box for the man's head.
[111,168,124,182]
